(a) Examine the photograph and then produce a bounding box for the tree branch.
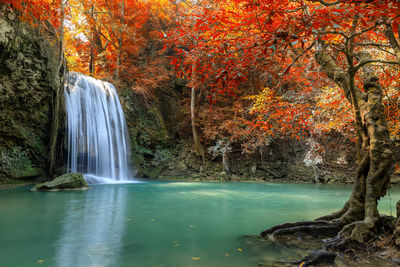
[279,41,315,77]
[355,60,400,71]
[385,23,400,62]
[311,0,341,6]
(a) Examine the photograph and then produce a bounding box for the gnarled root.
[261,220,344,240]
[323,220,376,250]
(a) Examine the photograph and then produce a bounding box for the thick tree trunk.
[262,48,393,248]
[338,53,393,243]
[319,51,393,245]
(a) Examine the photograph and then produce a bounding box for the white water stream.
[64,72,135,184]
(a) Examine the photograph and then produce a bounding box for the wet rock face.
[0,7,62,182]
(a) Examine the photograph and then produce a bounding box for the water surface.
[0,181,399,266]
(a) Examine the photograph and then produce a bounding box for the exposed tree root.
[258,32,395,267]
[261,220,331,237]
[261,220,344,240]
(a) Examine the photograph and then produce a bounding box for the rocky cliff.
[0,7,63,184]
[120,83,363,184]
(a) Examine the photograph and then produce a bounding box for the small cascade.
[64,72,134,184]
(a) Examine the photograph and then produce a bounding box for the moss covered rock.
[0,7,64,183]
[31,173,88,191]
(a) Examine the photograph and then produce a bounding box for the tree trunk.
[86,4,105,77]
[319,50,393,245]
[222,150,230,175]
[89,44,95,76]
[48,1,66,178]
[312,165,320,184]
[191,85,205,162]
[262,47,393,248]
[115,0,124,79]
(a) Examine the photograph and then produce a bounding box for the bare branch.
[355,60,400,71]
[385,23,400,61]
[355,43,391,48]
[279,41,315,77]
[310,0,341,6]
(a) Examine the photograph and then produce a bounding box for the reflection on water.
[55,187,127,267]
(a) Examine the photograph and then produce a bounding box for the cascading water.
[64,72,135,184]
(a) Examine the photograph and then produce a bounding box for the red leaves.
[393,21,399,36]
[3,0,63,28]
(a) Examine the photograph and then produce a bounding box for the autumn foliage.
[1,0,63,28]
[169,0,400,150]
[6,0,400,156]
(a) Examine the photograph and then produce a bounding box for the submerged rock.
[31,173,89,191]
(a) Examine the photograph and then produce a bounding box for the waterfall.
[64,72,134,184]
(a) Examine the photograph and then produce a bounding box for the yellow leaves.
[192,257,200,260]
[224,253,230,256]
[329,35,342,45]
[324,34,343,45]
[394,164,400,174]
[312,86,353,135]
[247,86,312,138]
[36,260,44,264]
[237,248,243,252]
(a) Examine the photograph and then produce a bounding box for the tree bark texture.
[262,47,393,248]
[48,1,67,178]
[191,85,205,162]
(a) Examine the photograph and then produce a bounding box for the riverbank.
[150,176,355,184]
[0,181,33,190]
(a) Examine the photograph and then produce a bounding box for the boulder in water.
[31,173,89,191]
